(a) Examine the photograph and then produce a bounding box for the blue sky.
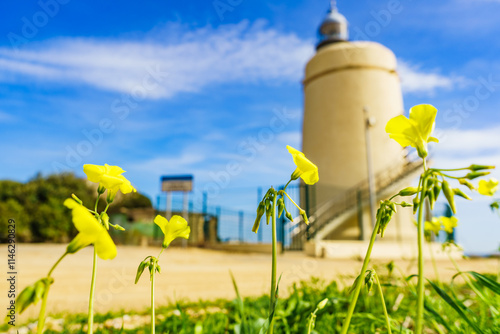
[1,0,500,253]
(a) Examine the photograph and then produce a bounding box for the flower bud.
[265,199,272,225]
[317,298,328,310]
[442,180,456,214]
[413,197,420,215]
[100,212,110,230]
[399,201,412,207]
[388,201,397,213]
[364,270,375,292]
[135,258,150,284]
[111,223,125,231]
[285,211,294,222]
[453,188,471,200]
[16,285,36,314]
[300,211,309,225]
[398,187,419,197]
[386,261,395,276]
[468,164,495,171]
[465,171,490,180]
[71,193,83,205]
[427,189,435,210]
[277,197,285,218]
[290,167,302,181]
[433,183,442,200]
[97,185,106,195]
[252,202,266,233]
[459,178,476,190]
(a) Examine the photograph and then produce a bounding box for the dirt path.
[2,244,498,324]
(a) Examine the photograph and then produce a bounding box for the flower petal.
[478,178,499,196]
[440,216,458,234]
[104,164,125,176]
[385,115,419,148]
[286,145,319,185]
[154,215,168,236]
[64,199,102,235]
[83,164,106,183]
[94,231,117,260]
[409,104,437,141]
[300,169,319,185]
[162,215,191,248]
[64,198,117,259]
[100,174,124,190]
[118,175,136,194]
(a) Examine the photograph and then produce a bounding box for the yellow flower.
[478,178,499,196]
[385,104,439,158]
[83,164,136,200]
[424,217,441,235]
[154,215,190,248]
[439,216,458,234]
[286,145,319,185]
[64,198,117,260]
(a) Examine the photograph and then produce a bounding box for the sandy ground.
[1,244,499,325]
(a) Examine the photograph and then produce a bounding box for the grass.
[5,262,500,333]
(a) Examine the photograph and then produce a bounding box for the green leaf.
[229,271,249,334]
[427,279,485,334]
[423,298,452,332]
[465,271,500,296]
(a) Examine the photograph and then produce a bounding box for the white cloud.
[0,21,314,99]
[398,60,454,95]
[130,152,206,174]
[435,125,500,154]
[431,126,500,181]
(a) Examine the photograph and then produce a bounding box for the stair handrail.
[294,158,423,239]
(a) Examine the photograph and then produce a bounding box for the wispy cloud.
[432,125,500,181]
[398,60,455,95]
[435,125,500,154]
[0,21,314,99]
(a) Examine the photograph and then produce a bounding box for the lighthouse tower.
[301,3,418,243]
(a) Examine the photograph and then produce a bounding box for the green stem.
[94,196,99,213]
[282,191,303,212]
[374,272,392,334]
[37,252,67,334]
[37,283,51,334]
[269,192,278,334]
[87,248,98,334]
[428,240,441,286]
[415,175,428,334]
[430,167,469,172]
[306,312,317,334]
[158,247,165,260]
[435,173,463,180]
[151,260,156,334]
[339,218,381,334]
[47,252,67,277]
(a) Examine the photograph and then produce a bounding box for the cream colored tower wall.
[302,41,415,241]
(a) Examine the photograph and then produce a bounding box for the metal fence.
[152,183,312,250]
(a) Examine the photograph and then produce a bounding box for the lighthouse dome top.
[317,2,348,50]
